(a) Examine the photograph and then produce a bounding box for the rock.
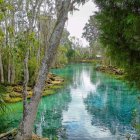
[32,134,49,140]
[96,65,124,76]
[0,129,17,140]
[13,86,22,92]
[46,79,52,84]
[50,77,55,81]
[9,92,22,98]
[4,73,64,103]
[0,129,49,140]
[51,81,62,85]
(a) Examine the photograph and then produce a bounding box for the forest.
[0,0,140,140]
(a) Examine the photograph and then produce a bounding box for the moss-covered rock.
[96,65,124,75]
[2,73,64,103]
[0,129,49,140]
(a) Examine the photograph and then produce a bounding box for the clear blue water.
[0,63,140,140]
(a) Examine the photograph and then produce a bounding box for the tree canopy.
[83,0,140,87]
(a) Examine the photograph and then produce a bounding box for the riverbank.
[75,60,125,80]
[74,59,102,64]
[1,73,64,103]
[96,65,125,80]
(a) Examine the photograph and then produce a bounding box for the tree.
[82,15,99,45]
[82,15,103,59]
[15,0,87,140]
[89,0,140,87]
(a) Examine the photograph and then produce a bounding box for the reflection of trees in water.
[34,88,72,139]
[1,64,139,139]
[72,64,95,88]
[131,102,140,137]
[84,75,139,136]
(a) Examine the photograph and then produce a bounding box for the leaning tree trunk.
[16,1,71,140]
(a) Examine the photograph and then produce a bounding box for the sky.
[67,0,98,47]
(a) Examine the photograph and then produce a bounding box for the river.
[0,63,140,140]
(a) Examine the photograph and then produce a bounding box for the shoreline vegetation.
[78,59,125,79]
[85,60,140,91]
[1,73,64,103]
[96,65,125,79]
[73,59,102,64]
[73,59,125,80]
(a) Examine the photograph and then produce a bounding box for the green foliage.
[0,85,7,112]
[92,0,140,87]
[66,48,75,61]
[0,0,89,88]
[0,0,4,20]
[0,85,7,94]
[28,57,38,85]
[54,45,68,66]
[0,28,4,42]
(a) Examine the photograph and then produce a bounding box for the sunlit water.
[0,64,140,140]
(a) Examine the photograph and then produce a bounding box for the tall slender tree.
[15,0,87,140]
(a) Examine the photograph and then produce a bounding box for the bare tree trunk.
[11,11,16,85]
[37,45,41,65]
[0,52,4,83]
[16,1,71,140]
[17,49,29,139]
[8,56,11,84]
[11,60,15,84]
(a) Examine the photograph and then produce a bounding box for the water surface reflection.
[62,66,112,139]
[60,64,139,139]
[0,64,139,140]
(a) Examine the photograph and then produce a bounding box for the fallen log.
[0,128,17,140]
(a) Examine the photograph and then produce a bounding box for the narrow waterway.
[0,64,140,140]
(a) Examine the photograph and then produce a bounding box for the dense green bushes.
[83,0,140,87]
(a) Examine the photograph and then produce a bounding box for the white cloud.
[67,0,98,47]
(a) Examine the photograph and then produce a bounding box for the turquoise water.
[0,63,140,140]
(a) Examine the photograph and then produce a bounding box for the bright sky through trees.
[67,0,98,47]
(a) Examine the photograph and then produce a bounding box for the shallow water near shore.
[0,63,140,140]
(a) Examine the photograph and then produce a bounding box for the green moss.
[4,97,22,103]
[0,85,7,94]
[49,85,63,90]
[43,90,55,96]
[1,74,64,103]
[9,92,22,98]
